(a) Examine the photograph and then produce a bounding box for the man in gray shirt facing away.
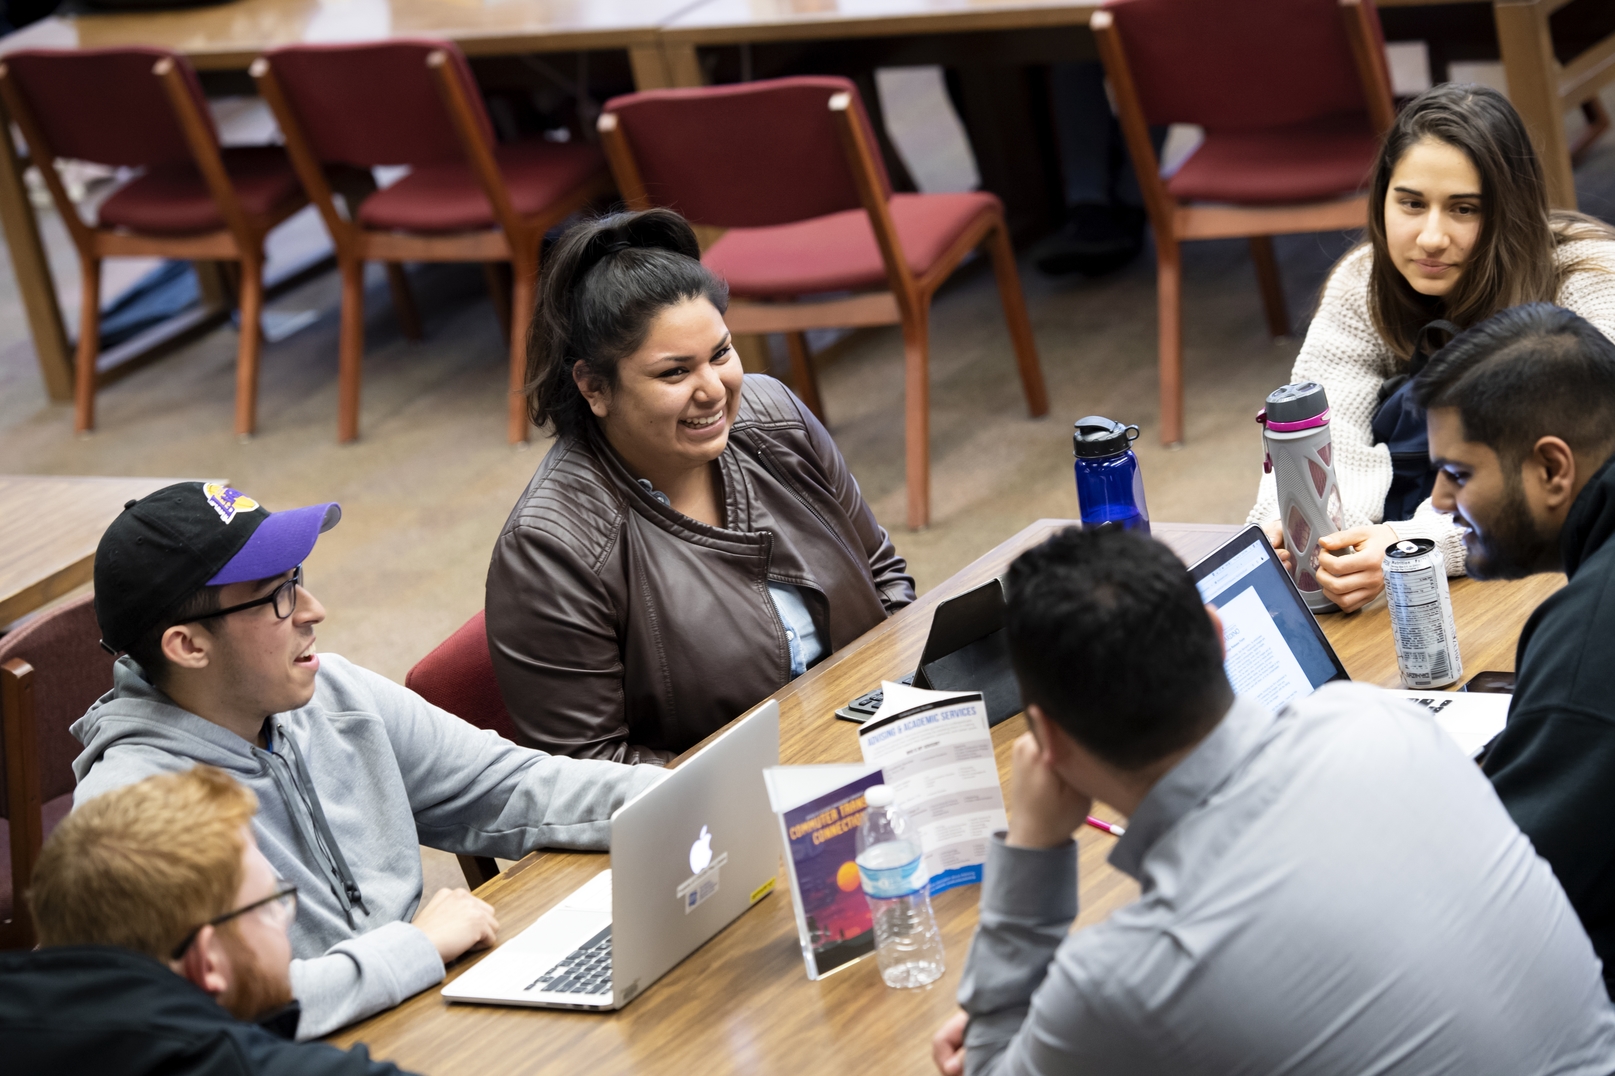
[932,526,1615,1076]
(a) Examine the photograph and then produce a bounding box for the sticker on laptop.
[204,483,258,524]
[676,828,728,916]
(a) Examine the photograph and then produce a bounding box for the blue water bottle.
[1073,416,1150,533]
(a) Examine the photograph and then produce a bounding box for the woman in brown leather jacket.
[485,209,915,763]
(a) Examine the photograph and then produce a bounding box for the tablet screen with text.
[1191,527,1348,711]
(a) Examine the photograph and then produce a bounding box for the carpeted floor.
[3,86,1611,897]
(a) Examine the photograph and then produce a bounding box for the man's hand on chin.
[1005,730,1093,850]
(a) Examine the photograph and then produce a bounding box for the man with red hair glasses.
[0,765,413,1074]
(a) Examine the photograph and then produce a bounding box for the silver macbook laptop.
[442,700,782,1011]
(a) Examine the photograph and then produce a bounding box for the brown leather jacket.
[485,375,914,763]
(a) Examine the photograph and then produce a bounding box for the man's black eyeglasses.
[170,886,299,960]
[194,566,303,623]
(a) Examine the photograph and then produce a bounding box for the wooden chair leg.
[72,257,101,433]
[902,302,932,530]
[508,257,536,444]
[483,261,513,345]
[233,254,265,439]
[3,657,41,950]
[783,332,824,420]
[457,854,500,889]
[337,258,366,444]
[985,218,1049,418]
[195,260,231,311]
[1156,238,1185,446]
[385,262,423,342]
[1249,235,1290,339]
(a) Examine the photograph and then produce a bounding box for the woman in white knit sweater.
[1250,84,1615,611]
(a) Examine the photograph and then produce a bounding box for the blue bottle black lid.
[1073,416,1140,459]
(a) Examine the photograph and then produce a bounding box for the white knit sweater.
[1247,239,1615,576]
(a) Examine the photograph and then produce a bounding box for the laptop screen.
[1191,525,1348,712]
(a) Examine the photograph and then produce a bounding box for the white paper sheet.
[857,683,1007,893]
[1219,585,1314,712]
[1389,689,1510,758]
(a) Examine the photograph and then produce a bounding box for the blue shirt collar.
[1108,695,1278,880]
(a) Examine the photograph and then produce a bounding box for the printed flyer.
[763,764,886,979]
[857,682,1007,895]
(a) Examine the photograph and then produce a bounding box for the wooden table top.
[661,0,1101,46]
[0,474,179,629]
[329,518,1562,1075]
[0,0,698,70]
[658,0,1467,45]
[0,0,1471,67]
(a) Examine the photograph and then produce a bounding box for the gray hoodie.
[71,654,663,1039]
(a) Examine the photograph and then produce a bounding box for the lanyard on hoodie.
[259,721,367,927]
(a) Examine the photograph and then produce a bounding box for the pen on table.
[1085,815,1126,837]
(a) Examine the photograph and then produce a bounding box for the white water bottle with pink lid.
[1259,382,1343,613]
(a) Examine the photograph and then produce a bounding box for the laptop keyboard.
[524,925,613,996]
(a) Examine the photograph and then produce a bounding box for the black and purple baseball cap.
[94,481,340,653]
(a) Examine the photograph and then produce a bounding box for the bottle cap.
[1072,416,1140,459]
[864,784,894,807]
[1263,382,1330,425]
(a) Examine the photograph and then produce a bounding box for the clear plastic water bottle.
[856,785,945,989]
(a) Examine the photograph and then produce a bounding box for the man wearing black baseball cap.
[71,482,663,1039]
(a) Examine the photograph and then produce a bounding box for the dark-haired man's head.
[1005,527,1232,780]
[95,483,340,742]
[123,584,225,692]
[1414,303,1615,579]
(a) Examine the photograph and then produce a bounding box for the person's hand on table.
[932,1010,968,1075]
[1316,524,1399,613]
[412,886,499,965]
[1261,519,1293,573]
[1006,728,1093,850]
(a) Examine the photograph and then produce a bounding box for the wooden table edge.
[0,474,187,628]
[659,3,1100,46]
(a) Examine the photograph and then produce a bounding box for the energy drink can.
[1382,538,1462,689]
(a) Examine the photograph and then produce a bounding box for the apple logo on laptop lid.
[690,825,713,874]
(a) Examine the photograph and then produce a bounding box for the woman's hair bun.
[523,208,729,440]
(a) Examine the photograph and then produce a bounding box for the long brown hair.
[1365,83,1613,362]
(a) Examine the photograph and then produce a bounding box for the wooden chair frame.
[1494,0,1615,209]
[598,93,1048,530]
[1093,0,1395,446]
[1,657,41,949]
[0,56,303,439]
[252,51,614,445]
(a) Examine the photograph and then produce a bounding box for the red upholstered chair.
[0,48,308,438]
[405,608,512,887]
[1093,0,1396,445]
[1,595,116,948]
[252,41,614,445]
[597,77,1049,530]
